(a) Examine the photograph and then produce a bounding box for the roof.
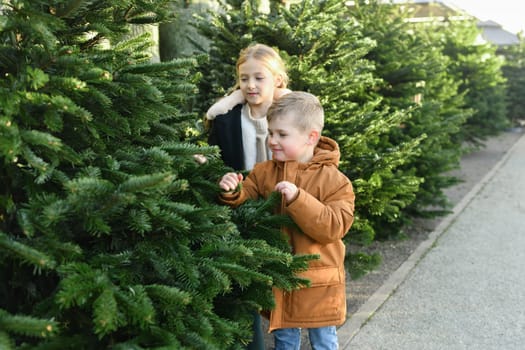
[403,0,471,20]
[477,20,520,46]
[399,0,519,46]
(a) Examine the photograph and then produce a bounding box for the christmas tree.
[501,35,525,126]
[0,1,312,348]
[348,1,469,225]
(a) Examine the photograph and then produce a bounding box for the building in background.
[401,0,519,47]
[477,20,519,46]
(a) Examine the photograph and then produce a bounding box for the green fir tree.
[0,0,312,348]
[349,0,469,226]
[501,34,525,127]
[440,19,509,145]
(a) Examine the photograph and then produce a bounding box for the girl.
[207,43,291,171]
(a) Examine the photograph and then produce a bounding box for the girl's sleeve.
[206,90,245,120]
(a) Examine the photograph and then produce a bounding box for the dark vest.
[207,104,245,171]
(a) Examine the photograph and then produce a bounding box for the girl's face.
[238,57,280,108]
[267,114,316,163]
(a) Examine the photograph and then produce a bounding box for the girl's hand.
[275,181,298,203]
[193,154,207,164]
[219,172,243,192]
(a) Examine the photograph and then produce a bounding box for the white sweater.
[241,104,271,170]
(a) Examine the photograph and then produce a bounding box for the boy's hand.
[275,181,298,203]
[219,172,243,192]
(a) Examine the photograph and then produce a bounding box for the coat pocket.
[284,266,345,322]
[297,266,341,286]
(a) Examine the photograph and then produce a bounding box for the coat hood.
[310,136,340,168]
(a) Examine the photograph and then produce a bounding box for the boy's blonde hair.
[267,91,324,133]
[235,43,289,89]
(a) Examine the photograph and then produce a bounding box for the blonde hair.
[267,91,324,132]
[235,43,289,89]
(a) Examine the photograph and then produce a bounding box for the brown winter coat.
[219,136,355,332]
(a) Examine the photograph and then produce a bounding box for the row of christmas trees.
[193,0,517,246]
[1,0,523,348]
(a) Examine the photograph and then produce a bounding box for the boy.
[219,91,355,349]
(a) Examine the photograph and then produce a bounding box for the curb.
[337,132,525,349]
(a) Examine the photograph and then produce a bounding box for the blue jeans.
[273,326,338,350]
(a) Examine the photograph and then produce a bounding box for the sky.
[449,0,525,34]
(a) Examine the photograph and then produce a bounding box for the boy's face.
[267,114,316,163]
[238,58,278,108]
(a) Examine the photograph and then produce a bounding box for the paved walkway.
[338,132,525,349]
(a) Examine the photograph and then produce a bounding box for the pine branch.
[0,308,57,339]
[119,173,175,193]
[144,284,192,310]
[92,288,119,336]
[56,263,107,308]
[114,285,155,329]
[0,331,13,350]
[0,231,56,272]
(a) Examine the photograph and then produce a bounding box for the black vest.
[207,104,245,171]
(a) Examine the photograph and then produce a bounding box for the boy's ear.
[307,130,320,145]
